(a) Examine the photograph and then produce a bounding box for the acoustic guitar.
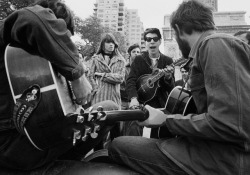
[136,63,177,104]
[157,86,198,138]
[5,45,149,150]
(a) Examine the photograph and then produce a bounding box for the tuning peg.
[80,107,85,115]
[87,106,94,121]
[73,130,81,146]
[88,106,93,113]
[97,106,103,112]
[90,132,98,139]
[66,113,76,117]
[88,114,95,121]
[82,126,91,141]
[90,124,100,139]
[76,115,84,123]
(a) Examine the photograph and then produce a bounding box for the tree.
[112,31,127,54]
[0,0,58,20]
[74,15,104,57]
[74,15,127,58]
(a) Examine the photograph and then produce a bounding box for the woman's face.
[130,47,141,64]
[104,41,115,53]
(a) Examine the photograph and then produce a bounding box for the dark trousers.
[0,124,113,171]
[0,100,118,171]
[109,136,188,175]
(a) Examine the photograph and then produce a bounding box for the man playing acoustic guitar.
[126,28,175,138]
[0,0,119,172]
[109,1,250,175]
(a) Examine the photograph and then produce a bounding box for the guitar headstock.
[63,105,149,146]
[64,106,107,146]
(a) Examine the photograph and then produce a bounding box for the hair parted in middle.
[170,0,216,35]
[96,33,121,56]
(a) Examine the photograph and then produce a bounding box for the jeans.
[108,136,188,175]
[121,121,143,136]
[0,100,118,170]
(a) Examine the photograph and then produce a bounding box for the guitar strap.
[172,84,186,113]
[172,66,191,112]
[12,84,41,135]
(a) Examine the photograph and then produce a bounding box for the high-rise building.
[94,0,144,49]
[94,0,125,33]
[125,9,144,47]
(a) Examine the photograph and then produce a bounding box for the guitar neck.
[103,109,149,123]
[152,62,176,83]
[151,70,165,83]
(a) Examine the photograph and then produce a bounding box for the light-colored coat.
[88,53,125,108]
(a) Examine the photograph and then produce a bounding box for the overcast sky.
[65,0,250,29]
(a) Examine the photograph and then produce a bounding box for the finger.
[86,94,92,103]
[144,105,151,111]
[138,120,147,126]
[76,97,86,105]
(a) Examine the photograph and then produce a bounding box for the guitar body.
[5,45,150,150]
[164,86,197,115]
[5,45,79,150]
[136,69,163,104]
[158,86,197,138]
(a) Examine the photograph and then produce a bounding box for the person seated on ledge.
[0,0,118,171]
[108,1,250,175]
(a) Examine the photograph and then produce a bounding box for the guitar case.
[0,149,141,175]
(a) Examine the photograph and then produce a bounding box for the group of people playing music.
[1,0,250,174]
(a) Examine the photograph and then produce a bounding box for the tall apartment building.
[125,9,144,47]
[94,0,125,33]
[94,0,144,49]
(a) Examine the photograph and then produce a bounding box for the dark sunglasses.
[145,37,160,42]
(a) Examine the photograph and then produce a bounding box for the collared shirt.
[150,55,160,68]
[160,30,250,175]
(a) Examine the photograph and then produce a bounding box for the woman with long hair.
[88,33,125,108]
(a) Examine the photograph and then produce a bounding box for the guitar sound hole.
[147,79,154,88]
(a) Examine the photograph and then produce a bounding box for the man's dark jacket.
[126,51,174,108]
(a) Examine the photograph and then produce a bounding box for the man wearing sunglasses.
[109,1,250,174]
[125,28,175,138]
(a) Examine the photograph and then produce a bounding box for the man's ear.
[175,24,182,36]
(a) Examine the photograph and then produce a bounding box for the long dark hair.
[96,33,121,56]
[30,0,75,35]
